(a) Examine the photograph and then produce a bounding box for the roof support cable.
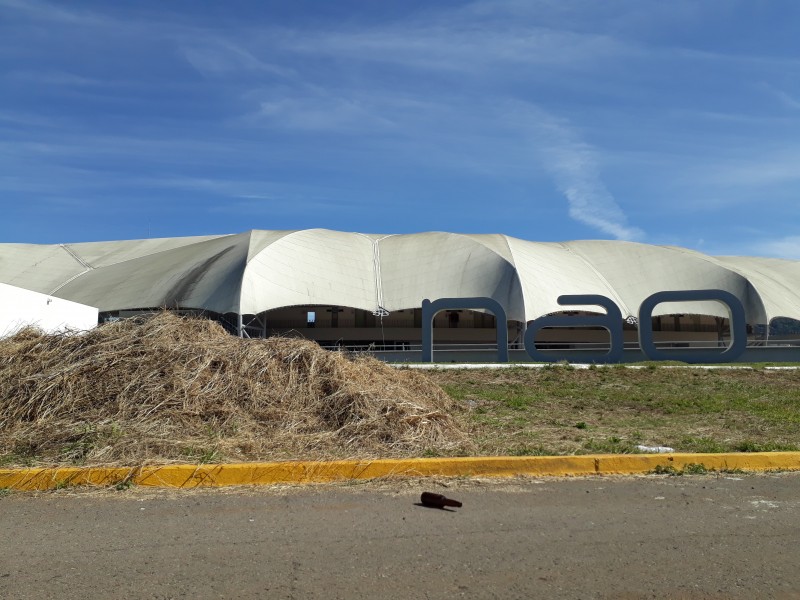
[354,233,393,317]
[60,244,93,270]
[49,245,95,295]
[560,243,632,319]
[372,238,391,317]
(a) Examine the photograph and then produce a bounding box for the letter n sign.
[421,298,508,362]
[638,289,747,364]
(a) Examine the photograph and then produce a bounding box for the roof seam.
[501,235,516,269]
[665,246,770,321]
[499,235,528,317]
[78,235,232,270]
[560,242,633,317]
[243,230,298,266]
[49,268,92,295]
[49,244,95,296]
[361,233,395,313]
[60,244,94,270]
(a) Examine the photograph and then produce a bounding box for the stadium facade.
[1,229,799,360]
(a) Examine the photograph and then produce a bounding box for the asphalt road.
[1,473,799,599]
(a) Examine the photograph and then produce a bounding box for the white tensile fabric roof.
[1,229,798,324]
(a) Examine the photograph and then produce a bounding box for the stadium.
[1,228,799,361]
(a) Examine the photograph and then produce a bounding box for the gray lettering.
[638,290,747,364]
[523,295,623,363]
[421,297,508,363]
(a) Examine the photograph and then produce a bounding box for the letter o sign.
[638,290,747,364]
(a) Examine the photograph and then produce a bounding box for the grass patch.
[182,446,222,464]
[582,436,638,454]
[509,443,548,456]
[428,366,800,456]
[733,440,800,452]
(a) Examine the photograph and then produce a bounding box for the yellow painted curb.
[1,452,799,491]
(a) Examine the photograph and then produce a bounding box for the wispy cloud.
[700,148,800,187]
[226,17,644,240]
[508,105,644,241]
[241,89,644,240]
[6,70,100,86]
[281,25,629,73]
[152,176,294,199]
[255,95,397,132]
[758,82,800,111]
[750,236,800,260]
[0,0,110,26]
[1,0,797,248]
[177,38,292,79]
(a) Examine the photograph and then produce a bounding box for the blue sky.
[1,0,799,258]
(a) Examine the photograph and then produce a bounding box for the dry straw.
[0,312,471,467]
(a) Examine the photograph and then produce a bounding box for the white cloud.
[256,95,397,132]
[8,0,795,248]
[280,24,629,74]
[178,38,292,78]
[239,83,644,240]
[758,82,800,111]
[701,149,800,187]
[750,237,800,260]
[0,0,108,25]
[7,70,99,86]
[510,105,644,240]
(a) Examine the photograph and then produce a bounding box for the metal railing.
[319,339,800,353]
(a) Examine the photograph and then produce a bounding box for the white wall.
[0,283,98,338]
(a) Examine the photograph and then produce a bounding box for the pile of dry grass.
[0,312,471,467]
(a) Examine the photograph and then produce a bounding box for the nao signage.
[421,290,748,365]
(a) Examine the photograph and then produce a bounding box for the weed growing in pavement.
[651,463,710,476]
[683,463,709,475]
[651,464,680,476]
[718,467,745,475]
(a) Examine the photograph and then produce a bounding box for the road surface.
[1,473,798,599]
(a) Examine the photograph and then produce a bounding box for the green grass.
[0,443,39,467]
[114,478,135,491]
[650,463,709,476]
[181,446,222,463]
[650,463,739,476]
[430,366,800,456]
